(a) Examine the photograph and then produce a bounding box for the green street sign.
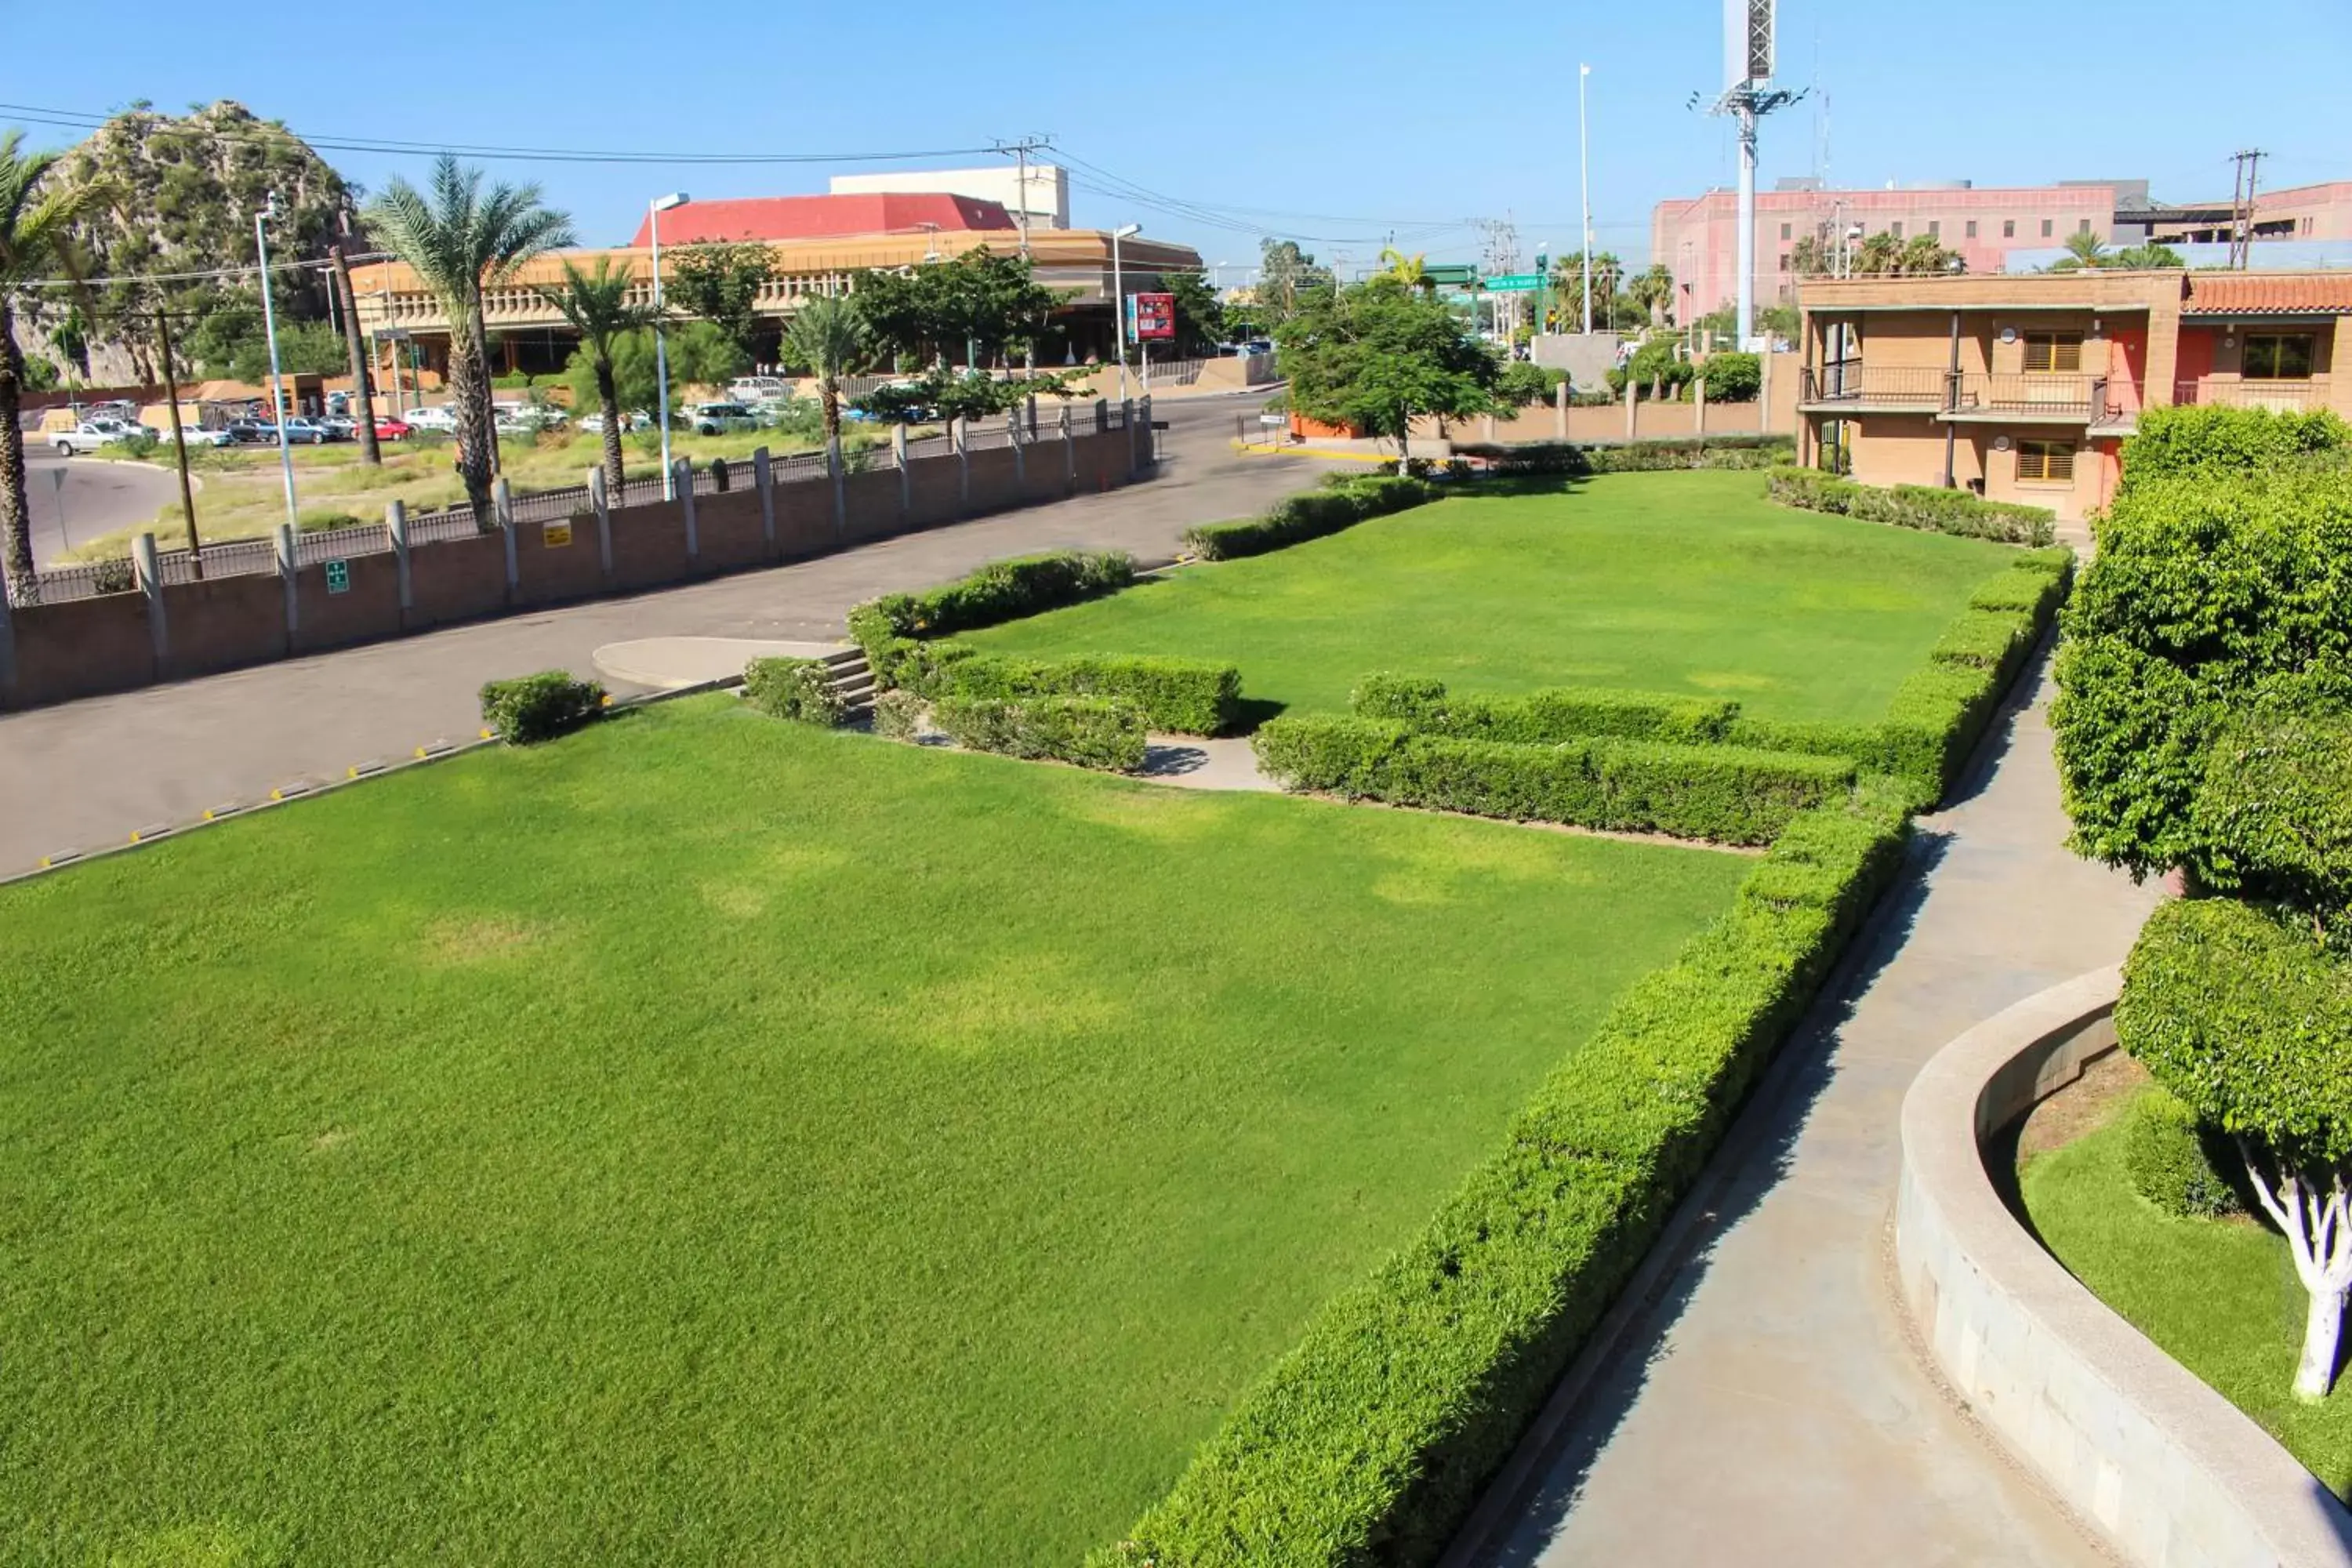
[1484,273,1544,292]
[1423,263,1479,287]
[325,560,350,594]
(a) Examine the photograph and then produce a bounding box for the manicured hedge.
[930,693,1148,772]
[1352,673,1738,746]
[2118,405,2347,490]
[1093,782,1910,1567]
[1251,716,1853,845]
[1452,434,1795,476]
[847,550,1136,687]
[1765,466,2056,546]
[478,671,604,745]
[934,649,1242,735]
[2122,1087,2242,1219]
[742,656,845,726]
[1182,474,1439,561]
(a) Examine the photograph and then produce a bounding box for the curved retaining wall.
[1896,966,2352,1568]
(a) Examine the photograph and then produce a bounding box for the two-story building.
[1795,270,2352,518]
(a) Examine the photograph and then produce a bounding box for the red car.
[373,416,414,441]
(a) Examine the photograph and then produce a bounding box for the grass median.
[0,698,1745,1565]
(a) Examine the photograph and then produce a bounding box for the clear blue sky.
[8,0,2348,273]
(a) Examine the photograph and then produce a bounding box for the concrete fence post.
[587,466,613,576]
[1695,376,1708,440]
[1138,395,1152,468]
[1007,408,1025,486]
[134,532,170,662]
[891,423,910,518]
[266,524,293,642]
[387,499,412,612]
[1624,379,1637,441]
[826,435,847,534]
[752,446,775,554]
[494,476,518,592]
[1123,398,1138,475]
[1483,411,1497,441]
[675,459,699,560]
[1025,393,1039,440]
[1093,398,1109,436]
[953,417,970,514]
[1759,350,1774,435]
[1059,403,1075,494]
[0,571,15,700]
[1555,378,1569,440]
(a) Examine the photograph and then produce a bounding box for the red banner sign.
[1131,292,1176,343]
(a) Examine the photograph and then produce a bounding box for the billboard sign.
[1130,292,1176,343]
[1725,0,1773,88]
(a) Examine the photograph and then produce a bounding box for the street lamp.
[1111,222,1141,402]
[649,191,688,499]
[1579,63,1595,336]
[253,194,299,534]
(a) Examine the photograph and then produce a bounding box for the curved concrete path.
[1452,652,2165,1567]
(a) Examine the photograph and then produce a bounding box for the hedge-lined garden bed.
[1765,466,2056,546]
[1181,473,1439,561]
[1453,433,1795,475]
[928,649,1241,736]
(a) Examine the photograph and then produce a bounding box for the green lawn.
[2022,1109,2352,1497]
[960,471,2019,720]
[0,700,1745,1566]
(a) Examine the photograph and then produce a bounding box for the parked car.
[160,425,234,449]
[317,416,358,441]
[401,405,458,433]
[280,419,329,445]
[223,419,277,445]
[728,376,789,405]
[50,419,153,456]
[688,401,758,436]
[373,416,414,441]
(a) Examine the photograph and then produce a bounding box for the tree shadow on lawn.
[1456,474,1593,503]
[1229,696,1287,734]
[1450,826,1952,1567]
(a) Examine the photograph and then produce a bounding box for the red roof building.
[2183,272,2352,317]
[626,193,1017,247]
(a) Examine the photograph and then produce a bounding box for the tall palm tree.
[1853,231,1903,277]
[782,292,869,447]
[365,157,573,531]
[1628,263,1676,327]
[532,256,648,499]
[0,132,110,606]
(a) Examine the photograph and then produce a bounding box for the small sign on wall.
[543,521,574,548]
[324,560,350,594]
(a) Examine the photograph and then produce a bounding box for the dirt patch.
[308,1127,354,1153]
[2015,1047,2150,1163]
[420,914,555,964]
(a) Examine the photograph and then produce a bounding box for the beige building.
[1795,270,2352,518]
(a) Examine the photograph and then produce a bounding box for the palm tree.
[782,292,869,447]
[0,132,109,606]
[1853,231,1903,277]
[532,257,648,499]
[365,157,573,531]
[2111,241,2185,270]
[1898,234,1961,276]
[1377,247,1431,293]
[1628,263,1676,327]
[2055,230,2110,271]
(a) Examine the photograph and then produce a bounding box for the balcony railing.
[1800,362,1947,405]
[2172,379,2328,412]
[1945,374,2099,419]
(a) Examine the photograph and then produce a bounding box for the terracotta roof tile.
[2183,273,2352,316]
[626,193,1016,248]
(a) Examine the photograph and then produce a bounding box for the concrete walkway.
[1454,652,2164,1568]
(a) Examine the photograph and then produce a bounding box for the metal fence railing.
[20,407,1146,605]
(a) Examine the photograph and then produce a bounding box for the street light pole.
[1579,64,1594,336]
[1111,222,1140,403]
[650,191,688,499]
[254,195,299,534]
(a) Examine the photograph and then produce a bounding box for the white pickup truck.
[51,419,155,456]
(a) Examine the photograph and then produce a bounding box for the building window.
[1890,221,1904,239]
[2023,331,2084,373]
[2016,440,2076,484]
[2244,333,2318,379]
[1929,220,1942,238]
[2003,219,2016,239]
[1777,252,1791,271]
[1965,220,1978,239]
[2041,218,2054,238]
[1780,222,1791,240]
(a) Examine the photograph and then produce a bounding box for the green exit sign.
[325,560,350,594]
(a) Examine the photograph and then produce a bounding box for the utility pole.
[151,300,204,577]
[331,234,382,465]
[2228,148,2266,270]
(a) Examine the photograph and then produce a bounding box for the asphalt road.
[0,390,1331,869]
[21,447,181,566]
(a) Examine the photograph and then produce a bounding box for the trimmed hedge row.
[742,656,845,726]
[479,671,604,745]
[1251,717,1853,845]
[1765,465,2056,546]
[1181,474,1439,561]
[1352,673,1738,746]
[1093,781,1911,1567]
[1451,434,1795,476]
[848,550,1135,686]
[930,693,1148,772]
[931,648,1242,736]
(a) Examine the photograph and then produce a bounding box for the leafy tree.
[780,293,869,445]
[20,352,58,391]
[852,365,1095,426]
[1277,278,1501,474]
[568,321,746,429]
[667,241,776,363]
[1160,269,1225,356]
[2111,241,2185,270]
[1697,350,1760,402]
[1626,263,1676,327]
[533,256,653,497]
[1256,238,1327,323]
[2,131,112,604]
[365,157,573,530]
[1492,360,1563,409]
[853,249,1058,370]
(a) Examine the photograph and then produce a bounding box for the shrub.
[1182,474,1438,560]
[1351,674,1738,746]
[297,508,364,532]
[479,671,604,744]
[2187,673,2352,920]
[931,694,1147,772]
[1931,609,2035,671]
[848,551,1137,688]
[936,650,1241,735]
[1095,786,1908,1566]
[1251,716,1853,845]
[98,431,161,459]
[1697,350,1760,402]
[89,557,137,595]
[872,688,924,740]
[1765,466,2056,546]
[2120,405,2349,491]
[742,656,844,726]
[2122,1086,2243,1219]
[1453,435,1794,477]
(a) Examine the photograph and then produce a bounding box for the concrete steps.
[824,648,874,717]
